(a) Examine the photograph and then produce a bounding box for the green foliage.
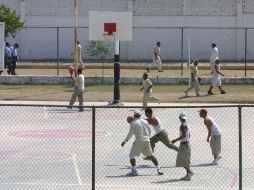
[86,40,113,59]
[0,5,24,38]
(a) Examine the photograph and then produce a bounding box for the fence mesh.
[0,105,253,189]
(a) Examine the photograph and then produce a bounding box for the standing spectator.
[184,60,201,97]
[140,72,160,106]
[143,107,178,160]
[172,112,193,181]
[4,42,12,75]
[208,59,226,95]
[199,109,222,165]
[10,43,19,75]
[210,43,219,71]
[146,41,163,72]
[68,68,85,112]
[77,41,84,70]
[121,110,164,176]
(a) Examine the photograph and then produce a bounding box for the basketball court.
[0,103,253,189]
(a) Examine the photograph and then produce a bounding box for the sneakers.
[221,90,226,94]
[157,168,164,175]
[211,159,218,165]
[208,91,214,95]
[158,70,164,72]
[180,172,193,181]
[126,169,138,176]
[211,155,222,165]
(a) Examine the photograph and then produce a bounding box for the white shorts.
[129,141,153,159]
[212,76,221,86]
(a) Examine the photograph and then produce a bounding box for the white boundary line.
[72,154,83,185]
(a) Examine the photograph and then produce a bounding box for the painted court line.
[72,154,83,185]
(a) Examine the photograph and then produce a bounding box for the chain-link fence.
[0,104,253,189]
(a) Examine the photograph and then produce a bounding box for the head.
[193,60,199,66]
[215,59,220,65]
[5,42,10,47]
[179,112,187,122]
[199,109,208,118]
[127,115,135,124]
[134,110,141,118]
[156,41,161,47]
[77,68,82,75]
[143,72,148,80]
[211,43,216,48]
[145,107,153,118]
[14,43,19,48]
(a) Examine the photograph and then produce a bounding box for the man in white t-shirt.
[121,110,164,176]
[68,68,85,111]
[210,43,219,71]
[140,72,160,106]
[146,41,163,72]
[208,59,226,95]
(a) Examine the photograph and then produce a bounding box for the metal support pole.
[238,106,243,190]
[113,40,121,104]
[92,106,95,190]
[181,27,183,77]
[244,28,247,77]
[57,27,59,76]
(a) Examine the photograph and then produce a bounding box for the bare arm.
[215,65,224,76]
[204,117,213,142]
[172,124,187,144]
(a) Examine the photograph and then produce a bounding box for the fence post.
[181,27,183,77]
[57,27,60,76]
[238,106,242,190]
[92,106,95,190]
[244,28,247,78]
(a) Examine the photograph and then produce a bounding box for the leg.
[208,86,213,94]
[150,135,160,152]
[158,131,179,151]
[157,57,163,72]
[185,83,194,96]
[143,93,148,106]
[77,92,84,111]
[218,86,226,94]
[193,80,200,96]
[69,89,79,106]
[148,155,163,175]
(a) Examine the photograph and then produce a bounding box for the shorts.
[129,141,153,159]
[212,76,221,86]
[210,135,221,157]
[176,142,191,167]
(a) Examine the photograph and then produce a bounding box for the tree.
[86,40,113,83]
[0,5,24,38]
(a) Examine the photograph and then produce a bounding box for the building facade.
[1,0,254,61]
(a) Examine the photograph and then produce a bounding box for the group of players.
[121,108,222,181]
[141,43,226,107]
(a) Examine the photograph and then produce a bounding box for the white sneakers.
[126,168,164,176]
[211,155,223,165]
[157,168,164,175]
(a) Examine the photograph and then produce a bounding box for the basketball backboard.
[89,11,132,41]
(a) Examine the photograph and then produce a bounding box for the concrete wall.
[0,76,253,85]
[2,0,254,61]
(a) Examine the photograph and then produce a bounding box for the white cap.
[134,110,141,117]
[179,112,187,120]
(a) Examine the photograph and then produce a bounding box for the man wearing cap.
[172,112,193,181]
[199,109,222,165]
[140,72,160,106]
[121,110,164,176]
[143,107,178,161]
